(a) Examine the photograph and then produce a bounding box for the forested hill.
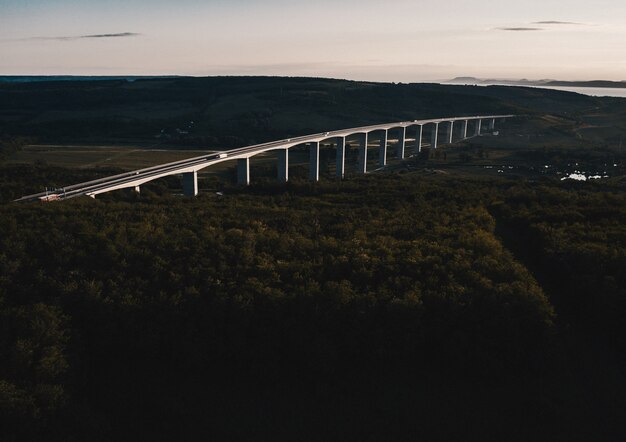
[0,76,608,146]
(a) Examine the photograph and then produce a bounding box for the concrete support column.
[415,125,423,154]
[183,171,198,196]
[379,130,388,167]
[336,137,346,178]
[237,158,250,186]
[461,120,468,139]
[397,127,406,160]
[358,133,368,174]
[489,118,496,130]
[134,185,140,193]
[431,123,439,149]
[309,142,320,181]
[278,149,288,183]
[475,119,482,136]
[446,121,454,144]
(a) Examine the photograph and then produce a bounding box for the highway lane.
[16,114,514,202]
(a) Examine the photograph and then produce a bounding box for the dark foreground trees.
[0,170,625,441]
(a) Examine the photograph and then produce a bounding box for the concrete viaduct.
[16,115,513,202]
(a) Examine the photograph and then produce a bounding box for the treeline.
[494,184,626,351]
[0,76,606,145]
[1,168,625,440]
[0,137,31,161]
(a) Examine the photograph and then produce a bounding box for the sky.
[1,0,625,81]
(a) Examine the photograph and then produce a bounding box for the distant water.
[528,85,626,98]
[450,82,626,98]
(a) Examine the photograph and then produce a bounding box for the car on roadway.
[39,194,60,202]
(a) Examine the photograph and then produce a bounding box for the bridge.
[16,114,514,202]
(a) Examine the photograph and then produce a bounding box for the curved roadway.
[15,114,514,202]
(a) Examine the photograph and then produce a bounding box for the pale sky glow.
[1,0,625,81]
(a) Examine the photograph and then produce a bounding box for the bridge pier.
[415,125,423,154]
[489,118,496,131]
[446,121,454,144]
[134,185,140,193]
[309,142,320,181]
[278,149,288,183]
[475,119,482,136]
[379,130,388,167]
[237,158,250,186]
[396,127,406,160]
[461,120,468,139]
[431,123,439,149]
[336,137,346,178]
[358,133,368,174]
[183,171,198,196]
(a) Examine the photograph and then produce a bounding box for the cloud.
[79,32,141,39]
[493,21,590,32]
[533,21,584,25]
[27,32,141,41]
[496,27,543,31]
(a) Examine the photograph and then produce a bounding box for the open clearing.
[7,145,216,170]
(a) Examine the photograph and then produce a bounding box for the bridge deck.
[15,114,514,202]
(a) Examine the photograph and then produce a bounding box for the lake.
[529,85,626,98]
[457,83,626,98]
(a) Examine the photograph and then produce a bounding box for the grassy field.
[7,145,216,169]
